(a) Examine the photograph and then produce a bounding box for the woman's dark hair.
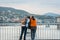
[27,16,30,19]
[32,16,35,20]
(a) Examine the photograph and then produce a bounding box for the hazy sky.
[0,0,60,15]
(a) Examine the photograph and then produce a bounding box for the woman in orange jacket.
[30,16,37,40]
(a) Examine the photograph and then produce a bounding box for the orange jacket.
[30,18,37,27]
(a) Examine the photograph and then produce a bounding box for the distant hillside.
[0,7,45,19]
[44,12,60,17]
[0,7,38,23]
[0,7,32,18]
[0,7,60,23]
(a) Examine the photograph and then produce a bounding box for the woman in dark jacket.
[19,17,27,40]
[19,16,30,40]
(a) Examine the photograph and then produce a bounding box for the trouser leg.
[31,29,36,40]
[24,27,27,40]
[19,27,24,40]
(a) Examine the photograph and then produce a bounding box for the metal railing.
[0,23,60,40]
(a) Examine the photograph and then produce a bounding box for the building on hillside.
[56,16,60,29]
[0,16,3,23]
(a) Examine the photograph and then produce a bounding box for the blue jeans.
[19,26,27,40]
[31,28,36,40]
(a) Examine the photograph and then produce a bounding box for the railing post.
[57,24,60,30]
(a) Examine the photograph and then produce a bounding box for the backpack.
[28,21,31,29]
[25,18,31,29]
